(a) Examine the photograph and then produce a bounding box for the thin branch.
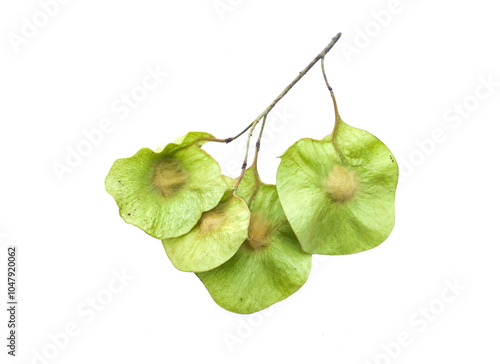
[243,33,343,173]
[208,33,343,189]
[193,123,255,145]
[214,33,343,147]
[179,35,344,180]
[223,122,254,143]
[251,33,342,129]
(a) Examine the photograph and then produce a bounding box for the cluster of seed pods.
[105,34,398,314]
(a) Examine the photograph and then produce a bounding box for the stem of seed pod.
[251,113,267,173]
[242,113,268,205]
[232,118,260,189]
[196,122,255,145]
[320,56,345,162]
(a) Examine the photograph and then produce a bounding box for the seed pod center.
[153,159,189,197]
[245,212,272,250]
[199,210,226,233]
[324,165,359,203]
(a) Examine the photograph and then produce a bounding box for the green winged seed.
[162,176,250,272]
[197,166,312,314]
[276,120,398,255]
[105,132,227,239]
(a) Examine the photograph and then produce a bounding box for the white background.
[1,0,499,363]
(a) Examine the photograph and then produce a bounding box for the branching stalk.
[232,119,260,189]
[205,33,343,189]
[252,113,267,172]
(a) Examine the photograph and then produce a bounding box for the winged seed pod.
[276,119,399,255]
[196,166,312,314]
[162,176,250,272]
[105,132,227,239]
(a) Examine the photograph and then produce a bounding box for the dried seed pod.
[197,167,312,314]
[162,176,250,272]
[276,120,398,255]
[105,132,227,239]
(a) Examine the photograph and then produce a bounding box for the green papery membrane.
[197,167,312,314]
[276,120,399,255]
[105,132,226,239]
[162,176,250,272]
